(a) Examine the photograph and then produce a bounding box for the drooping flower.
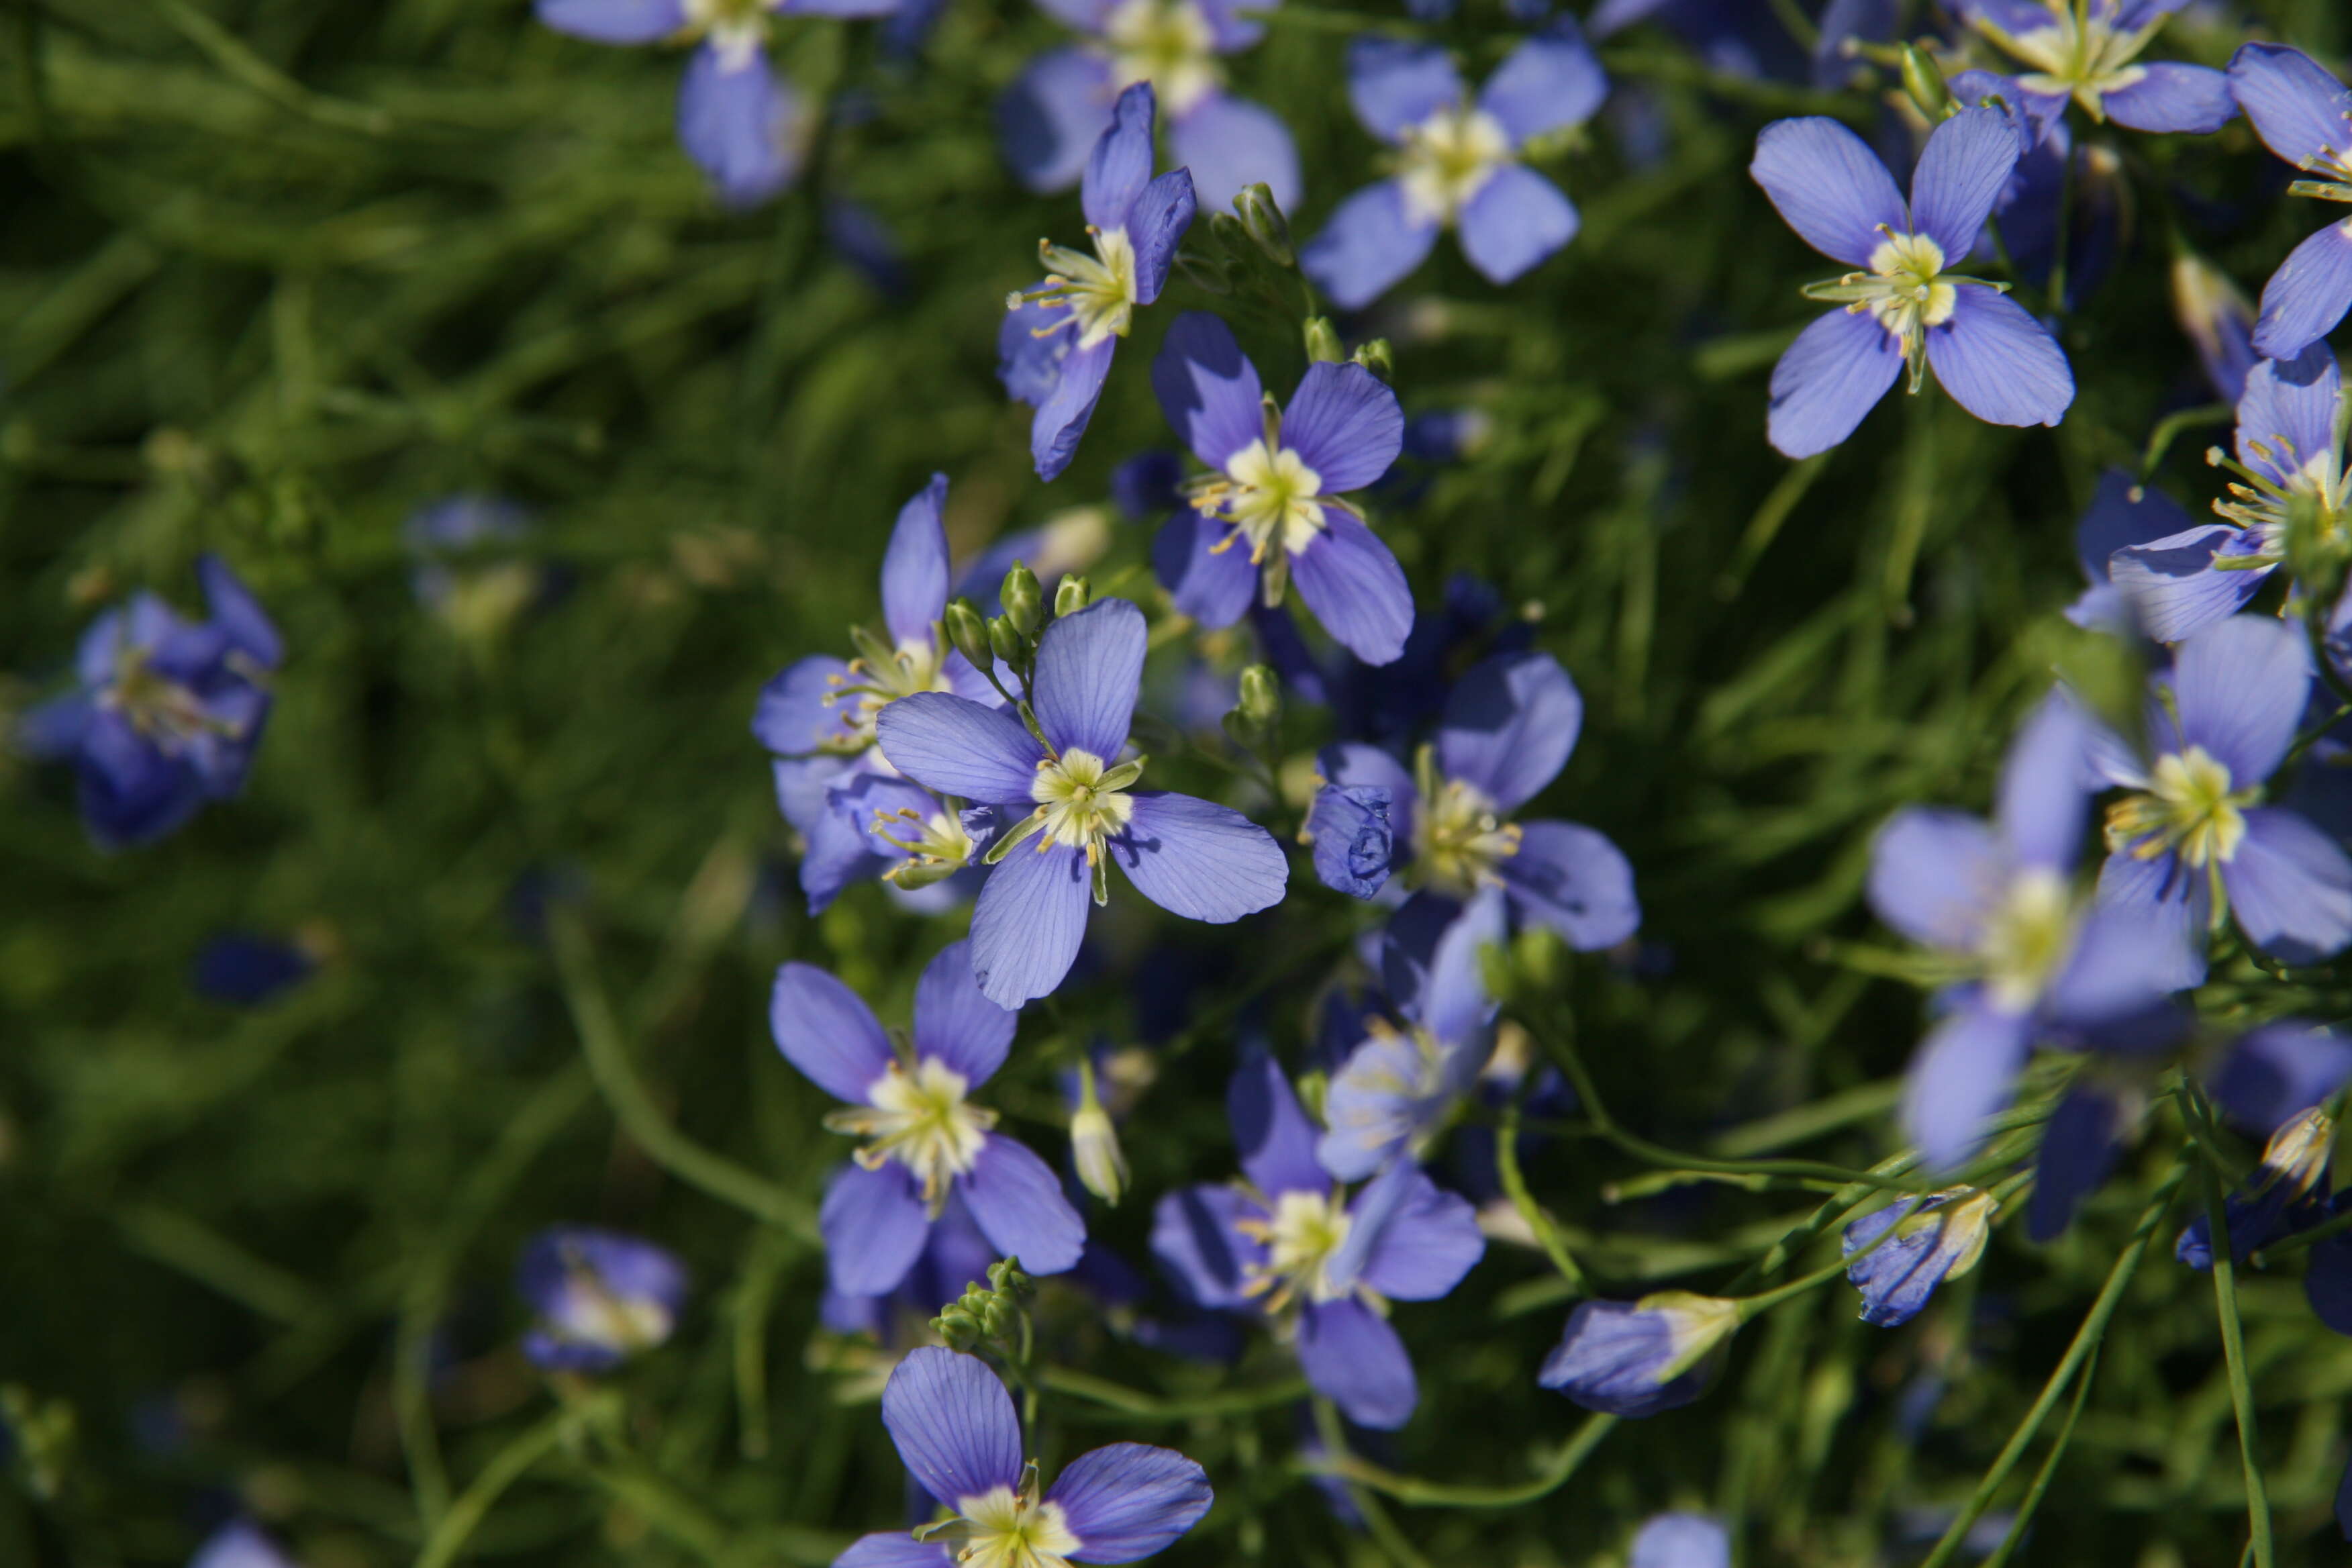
[1749,108,2075,458]
[771,942,1085,1295]
[1630,1512,1731,1568]
[2088,616,2352,983]
[1316,890,1504,1181]
[536,0,891,206]
[1865,690,2184,1169]
[1316,650,1640,952]
[2171,251,2259,406]
[2177,1106,2337,1270]
[189,1521,299,1568]
[1300,22,1608,309]
[1150,313,1414,664]
[2226,43,2352,358]
[1150,1057,1485,1428]
[403,495,544,638]
[2106,348,2345,641]
[832,1347,1211,1567]
[16,555,283,850]
[1002,84,1197,483]
[997,0,1298,213]
[1842,1187,1997,1327]
[2066,467,2198,634]
[1537,1291,1740,1417]
[514,1226,689,1372]
[751,476,1001,914]
[1949,1,2237,132]
[875,597,1289,1007]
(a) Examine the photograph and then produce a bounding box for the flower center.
[820,626,952,754]
[1412,757,1522,897]
[867,805,975,891]
[105,647,224,752]
[2212,428,2352,565]
[550,1257,676,1355]
[1236,1188,1355,1312]
[1396,105,1512,227]
[1099,0,1220,117]
[1030,746,1142,855]
[947,1485,1081,1568]
[1863,231,1958,344]
[2104,743,2256,870]
[1210,439,1326,562]
[1993,7,2153,109]
[1979,866,2075,1012]
[824,1057,997,1210]
[684,0,772,66]
[1012,229,1140,351]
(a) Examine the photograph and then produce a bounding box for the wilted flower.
[2179,1107,2337,1270]
[1537,1291,1740,1417]
[515,1226,688,1372]
[1843,1187,1996,1327]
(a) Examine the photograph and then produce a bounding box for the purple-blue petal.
[197,554,282,670]
[1749,115,1908,268]
[1900,1001,2032,1172]
[962,1134,1087,1275]
[1457,166,1579,286]
[1320,742,1419,851]
[1408,885,1506,1044]
[2094,846,2210,991]
[802,795,889,914]
[2225,807,2352,966]
[1346,1161,1485,1300]
[2173,614,2310,783]
[969,840,1094,1007]
[2101,61,2237,134]
[1230,1053,1326,1197]
[834,1533,956,1568]
[1300,181,1441,312]
[1169,92,1300,215]
[2228,42,2352,174]
[2237,344,2342,488]
[1044,1443,1213,1562]
[1290,511,1414,667]
[536,0,687,43]
[752,654,860,761]
[771,962,893,1103]
[1630,1514,1730,1568]
[2208,1022,2352,1131]
[913,940,1017,1086]
[1308,783,1394,900]
[2077,469,2195,587]
[1924,287,2074,430]
[2253,219,2352,362]
[677,44,800,208]
[822,1161,933,1296]
[1996,688,2089,872]
[1477,19,1607,146]
[1111,791,1289,922]
[1032,332,1118,482]
[1153,509,1257,628]
[880,1348,1026,1507]
[2027,1084,2124,1242]
[1281,362,1404,493]
[1500,820,1640,950]
[881,476,952,646]
[1033,597,1145,759]
[1150,1183,1263,1310]
[1297,1296,1418,1429]
[1344,36,1463,143]
[1910,106,2022,261]
[1128,169,1195,305]
[875,692,1045,803]
[1000,48,1116,194]
[1867,809,2000,951]
[1536,1298,1718,1418]
[2107,527,2271,642]
[1084,82,1156,232]
[1765,307,1903,458]
[1152,312,1265,473]
[1437,650,1581,815]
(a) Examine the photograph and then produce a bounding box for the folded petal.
[677,44,800,208]
[197,555,282,670]
[801,799,887,916]
[1085,82,1157,232]
[2095,847,2210,991]
[880,1347,1025,1508]
[1032,334,1118,482]
[1765,308,1903,458]
[1112,791,1289,922]
[1230,1053,1326,1195]
[1150,1183,1263,1308]
[834,1534,955,1568]
[1281,363,1404,493]
[1300,181,1441,311]
[1291,511,1414,666]
[1033,597,1146,759]
[2225,808,2352,966]
[1438,650,1581,814]
[821,1161,932,1296]
[1457,166,1579,286]
[536,0,687,43]
[2235,342,2342,486]
[1407,885,1506,1044]
[1153,312,1266,473]
[970,841,1094,1007]
[962,1134,1087,1276]
[913,940,1017,1086]
[1153,511,1257,628]
[1346,1161,1485,1300]
[1297,1297,1418,1429]
[882,476,952,645]
[1477,19,1608,145]
[1749,116,1908,268]
[1169,92,1300,215]
[1344,36,1463,142]
[875,692,1044,803]
[1320,742,1420,846]
[771,963,892,1102]
[2026,1084,2124,1242]
[999,48,1116,194]
[2107,527,2271,642]
[1900,1001,2032,1172]
[2075,468,2197,586]
[2253,218,2352,361]
[1996,689,2089,872]
[2101,61,2237,134]
[1308,783,1394,900]
[1128,169,1196,305]
[1910,106,2022,260]
[2227,42,2352,173]
[1924,287,2073,429]
[2171,614,2310,781]
[1500,820,1641,950]
[2209,1022,2352,1131]
[1046,1444,1214,1563]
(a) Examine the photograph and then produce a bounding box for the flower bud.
[2169,252,2257,407]
[1069,1060,1128,1206]
[1001,562,1044,638]
[987,615,1025,668]
[1303,315,1345,364]
[1843,1187,1996,1327]
[1234,183,1295,268]
[1351,338,1395,383]
[1237,664,1280,729]
[1055,573,1091,618]
[1512,926,1565,997]
[1538,1291,1740,1417]
[944,596,993,672]
[1900,44,1953,120]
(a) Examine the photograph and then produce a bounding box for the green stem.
[1311,1400,1430,1568]
[411,1408,578,1568]
[1037,1366,1310,1420]
[548,912,816,1238]
[1978,1346,2100,1568]
[1498,1097,1587,1293]
[2188,1093,2276,1568]
[1916,1157,2186,1568]
[1302,1410,1617,1508]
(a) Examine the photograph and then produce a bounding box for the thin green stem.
[1301,1410,1618,1508]
[1978,1346,2100,1568]
[2188,1092,2275,1568]
[411,1407,580,1568]
[1498,1097,1587,1293]
[1037,1366,1310,1421]
[1311,1400,1430,1568]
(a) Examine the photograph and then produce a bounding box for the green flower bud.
[1001,562,1044,638]
[1352,338,1395,383]
[1234,183,1295,268]
[1055,573,1091,618]
[1901,44,1953,119]
[988,615,1025,668]
[1303,316,1344,364]
[945,597,993,672]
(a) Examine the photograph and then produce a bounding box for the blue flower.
[752,477,1001,914]
[537,0,896,207]
[1002,83,1197,483]
[2087,616,2352,981]
[2207,1020,2352,1133]
[17,555,282,850]
[1865,691,2184,1169]
[2106,347,2343,640]
[514,1226,689,1372]
[834,1347,1211,1567]
[2227,43,2352,358]
[820,1192,1003,1344]
[1316,891,1504,1181]
[1149,1057,1485,1429]
[2178,1106,2336,1270]
[875,597,1289,1007]
[1749,108,2075,458]
[1630,1512,1731,1568]
[773,942,1086,1295]
[1949,1,2237,132]
[189,1522,299,1568]
[191,932,317,1007]
[1150,313,1414,663]
[1317,650,1640,950]
[1843,1187,1997,1327]
[1537,1291,1740,1417]
[997,0,1299,213]
[1300,23,1607,309]
[2066,467,2197,634]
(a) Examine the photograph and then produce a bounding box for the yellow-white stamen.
[824,1057,997,1211]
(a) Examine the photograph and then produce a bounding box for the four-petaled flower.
[1302,22,1608,309]
[1950,0,2238,132]
[536,0,897,206]
[1150,312,1414,664]
[876,597,1289,1007]
[1003,84,1198,483]
[2227,43,2352,358]
[773,941,1086,1295]
[514,1226,689,1372]
[1150,1057,1485,1429]
[1749,108,2075,458]
[833,1346,1212,1567]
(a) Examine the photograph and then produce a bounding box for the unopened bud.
[987,615,1024,667]
[1304,316,1345,364]
[1070,1060,1128,1206]
[1234,183,1295,268]
[1477,940,1515,1006]
[1512,926,1565,997]
[1001,562,1044,638]
[945,597,992,671]
[1237,664,1280,728]
[1055,573,1091,618]
[1351,338,1395,383]
[1900,44,1953,119]
[1207,210,1250,259]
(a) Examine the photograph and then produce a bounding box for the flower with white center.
[772,944,1086,1299]
[835,1349,1211,1568]
[1954,0,2236,133]
[515,1226,689,1373]
[1237,1188,1355,1311]
[1395,105,1512,227]
[683,0,774,67]
[1099,0,1220,117]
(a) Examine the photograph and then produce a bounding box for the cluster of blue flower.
[30,1,2352,1563]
